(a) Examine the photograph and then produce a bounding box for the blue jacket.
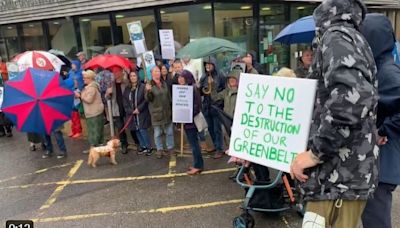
[65,60,84,91]
[361,13,400,185]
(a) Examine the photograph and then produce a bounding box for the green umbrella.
[176,37,246,59]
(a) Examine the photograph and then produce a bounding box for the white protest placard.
[229,74,317,172]
[159,29,175,60]
[0,87,3,110]
[127,21,147,55]
[172,85,193,123]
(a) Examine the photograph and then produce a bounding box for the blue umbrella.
[2,68,74,134]
[274,16,315,44]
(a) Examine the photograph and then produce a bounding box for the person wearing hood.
[65,60,84,139]
[177,70,204,175]
[210,69,240,119]
[200,57,226,159]
[123,70,152,156]
[360,14,400,228]
[289,1,379,227]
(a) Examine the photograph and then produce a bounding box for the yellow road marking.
[0,168,236,190]
[40,160,83,210]
[281,215,292,228]
[32,199,243,223]
[0,163,73,184]
[167,155,177,187]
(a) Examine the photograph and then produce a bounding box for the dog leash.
[113,114,134,139]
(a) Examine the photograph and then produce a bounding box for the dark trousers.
[185,127,204,169]
[0,125,11,135]
[44,130,66,154]
[204,112,223,151]
[114,116,128,147]
[362,182,397,228]
[114,116,139,148]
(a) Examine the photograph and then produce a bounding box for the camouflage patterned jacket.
[300,0,379,201]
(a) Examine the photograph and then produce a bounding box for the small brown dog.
[87,139,121,168]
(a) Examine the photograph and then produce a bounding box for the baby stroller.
[211,105,305,228]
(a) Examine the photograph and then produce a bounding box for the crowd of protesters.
[1,0,399,226]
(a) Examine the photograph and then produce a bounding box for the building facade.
[1,0,399,73]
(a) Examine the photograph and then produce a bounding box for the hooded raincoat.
[301,0,379,201]
[361,14,400,185]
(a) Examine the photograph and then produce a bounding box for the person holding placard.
[178,70,203,175]
[145,66,174,159]
[290,1,379,227]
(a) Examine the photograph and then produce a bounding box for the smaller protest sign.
[159,29,175,60]
[172,85,193,123]
[229,73,317,173]
[6,62,19,80]
[0,87,4,110]
[127,21,147,55]
[230,62,246,73]
[142,51,156,81]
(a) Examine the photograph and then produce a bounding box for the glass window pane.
[214,3,254,51]
[259,4,289,74]
[22,22,45,51]
[115,10,157,51]
[0,25,19,60]
[161,4,213,47]
[79,14,111,58]
[47,19,78,59]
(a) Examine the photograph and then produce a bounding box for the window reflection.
[79,15,111,58]
[47,19,78,59]
[22,22,45,51]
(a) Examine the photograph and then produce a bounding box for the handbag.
[194,111,208,132]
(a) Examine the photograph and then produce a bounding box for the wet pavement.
[0,130,399,228]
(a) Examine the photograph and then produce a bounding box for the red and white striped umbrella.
[13,51,65,72]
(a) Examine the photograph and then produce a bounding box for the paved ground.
[0,130,399,228]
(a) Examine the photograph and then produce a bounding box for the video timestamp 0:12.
[6,220,33,228]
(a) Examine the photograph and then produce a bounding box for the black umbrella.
[104,44,137,58]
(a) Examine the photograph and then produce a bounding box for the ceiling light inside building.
[53,22,60,25]
[28,24,34,27]
[7,26,13,29]
[297,6,305,10]
[203,5,212,10]
[160,10,166,14]
[241,5,252,10]
[262,7,271,11]
[81,18,91,22]
[115,15,125,19]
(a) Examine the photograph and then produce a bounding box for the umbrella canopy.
[13,50,65,72]
[49,49,71,68]
[2,68,74,134]
[274,16,315,44]
[83,54,134,70]
[176,37,246,59]
[104,44,137,58]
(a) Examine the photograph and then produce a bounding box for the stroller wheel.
[233,213,255,228]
